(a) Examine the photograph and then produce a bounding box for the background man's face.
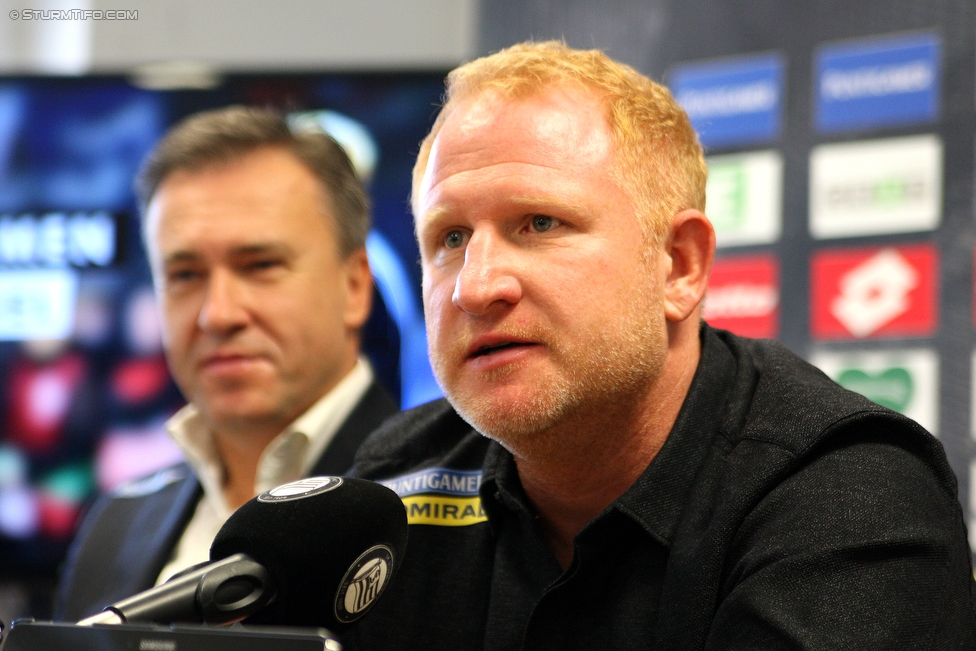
[146,147,369,435]
[415,86,669,454]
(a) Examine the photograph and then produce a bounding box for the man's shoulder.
[56,462,200,621]
[78,463,198,532]
[108,463,194,500]
[69,461,198,561]
[714,329,930,454]
[351,398,490,480]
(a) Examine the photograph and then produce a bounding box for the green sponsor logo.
[707,162,747,231]
[874,177,926,209]
[836,366,913,412]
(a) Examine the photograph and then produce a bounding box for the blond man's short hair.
[412,40,706,246]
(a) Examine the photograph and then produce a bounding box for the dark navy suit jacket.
[54,380,397,622]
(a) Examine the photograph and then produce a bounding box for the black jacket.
[54,380,397,622]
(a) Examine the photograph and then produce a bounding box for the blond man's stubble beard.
[428,268,668,462]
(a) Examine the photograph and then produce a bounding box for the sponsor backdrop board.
[706,150,783,247]
[809,135,942,239]
[812,348,939,435]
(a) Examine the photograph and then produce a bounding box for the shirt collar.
[167,356,375,515]
[615,324,735,547]
[481,324,736,548]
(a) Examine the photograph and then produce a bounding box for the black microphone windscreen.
[209,477,407,631]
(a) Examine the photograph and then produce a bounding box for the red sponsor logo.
[811,243,937,340]
[703,254,779,338]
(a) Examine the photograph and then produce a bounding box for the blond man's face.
[414,87,669,452]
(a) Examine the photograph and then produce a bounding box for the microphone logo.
[334,545,394,623]
[257,476,343,503]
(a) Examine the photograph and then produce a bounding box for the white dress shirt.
[155,357,374,585]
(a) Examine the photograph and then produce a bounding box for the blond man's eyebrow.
[419,195,589,229]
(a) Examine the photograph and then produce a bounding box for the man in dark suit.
[55,106,398,621]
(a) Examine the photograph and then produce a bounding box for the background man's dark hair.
[136,105,370,256]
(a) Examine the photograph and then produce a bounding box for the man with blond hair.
[344,42,976,649]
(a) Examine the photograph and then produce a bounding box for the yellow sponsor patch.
[401,495,488,526]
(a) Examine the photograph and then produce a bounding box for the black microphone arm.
[77,553,275,626]
[76,476,408,632]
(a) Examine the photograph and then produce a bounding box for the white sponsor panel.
[809,134,942,238]
[705,150,782,247]
[811,348,938,435]
[0,269,78,340]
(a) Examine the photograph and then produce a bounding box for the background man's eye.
[169,270,199,283]
[444,230,465,248]
[531,215,554,232]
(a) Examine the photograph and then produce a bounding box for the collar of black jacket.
[480,323,737,549]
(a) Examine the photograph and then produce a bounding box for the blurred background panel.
[0,70,453,620]
[0,0,974,625]
[0,0,482,623]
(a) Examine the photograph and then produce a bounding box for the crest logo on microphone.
[334,545,394,623]
[258,476,343,503]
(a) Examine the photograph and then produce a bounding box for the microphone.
[78,476,408,631]
[77,553,275,626]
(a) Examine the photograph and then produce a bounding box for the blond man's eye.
[530,215,556,232]
[444,230,466,249]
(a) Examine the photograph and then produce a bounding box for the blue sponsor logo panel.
[815,32,940,133]
[670,53,784,149]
